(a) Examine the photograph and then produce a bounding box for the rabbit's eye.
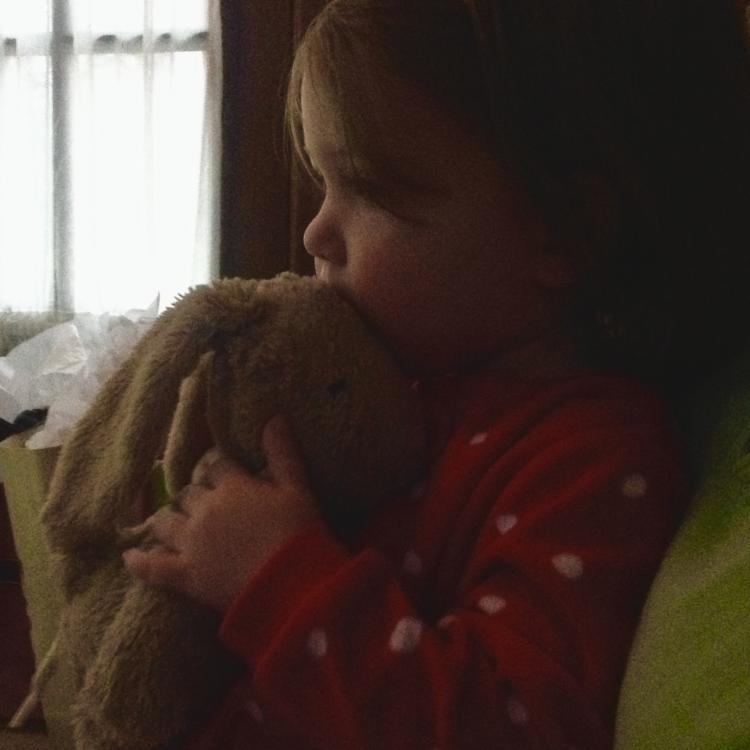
[327,378,349,398]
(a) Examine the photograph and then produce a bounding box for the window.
[0,0,220,315]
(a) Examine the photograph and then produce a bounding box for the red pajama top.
[184,370,688,750]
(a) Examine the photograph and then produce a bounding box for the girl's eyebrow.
[305,145,451,199]
[305,148,373,184]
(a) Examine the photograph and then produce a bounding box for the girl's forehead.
[300,73,502,192]
[300,78,346,160]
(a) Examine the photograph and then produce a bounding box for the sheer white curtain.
[0,0,221,317]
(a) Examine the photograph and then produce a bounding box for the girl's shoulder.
[421,369,685,480]
[449,369,675,438]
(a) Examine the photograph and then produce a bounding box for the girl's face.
[301,74,578,377]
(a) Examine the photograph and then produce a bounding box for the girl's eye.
[308,167,412,221]
[311,171,379,204]
[345,178,381,201]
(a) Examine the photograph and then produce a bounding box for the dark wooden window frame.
[220,0,325,281]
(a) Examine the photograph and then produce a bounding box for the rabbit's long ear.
[162,352,214,496]
[42,279,264,567]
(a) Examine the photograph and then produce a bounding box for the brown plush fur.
[39,272,426,750]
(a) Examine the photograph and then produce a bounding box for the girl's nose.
[303,205,346,266]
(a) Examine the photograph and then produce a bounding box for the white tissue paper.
[0,300,158,449]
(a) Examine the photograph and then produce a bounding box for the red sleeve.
[215,415,685,750]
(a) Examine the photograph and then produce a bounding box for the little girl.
[123,1,750,747]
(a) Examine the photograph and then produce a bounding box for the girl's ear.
[534,170,621,289]
[534,248,577,289]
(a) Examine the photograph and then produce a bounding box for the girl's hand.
[122,415,319,612]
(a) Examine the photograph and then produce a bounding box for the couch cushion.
[615,349,750,748]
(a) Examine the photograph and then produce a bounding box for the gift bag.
[0,429,74,748]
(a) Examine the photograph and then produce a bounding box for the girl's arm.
[213,421,684,750]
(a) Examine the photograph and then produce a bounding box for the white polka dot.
[552,553,584,579]
[507,697,529,725]
[478,595,507,615]
[245,700,263,722]
[496,514,518,535]
[403,551,423,576]
[389,617,423,653]
[622,473,648,498]
[469,431,488,445]
[438,614,457,629]
[307,629,328,659]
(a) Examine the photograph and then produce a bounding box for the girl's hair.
[286,0,750,389]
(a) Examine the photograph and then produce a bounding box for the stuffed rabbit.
[35,272,426,750]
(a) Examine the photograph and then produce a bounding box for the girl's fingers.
[191,447,222,486]
[203,454,247,488]
[122,547,188,590]
[172,483,206,516]
[149,507,189,548]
